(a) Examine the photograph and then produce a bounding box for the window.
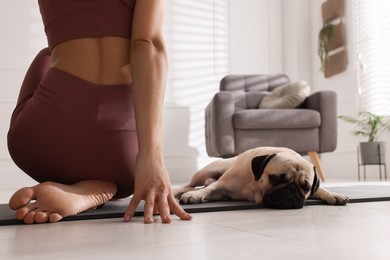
[164,0,230,167]
[356,0,390,116]
[165,0,229,107]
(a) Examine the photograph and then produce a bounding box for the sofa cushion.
[233,109,321,130]
[259,81,310,109]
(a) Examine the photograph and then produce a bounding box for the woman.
[7,0,192,224]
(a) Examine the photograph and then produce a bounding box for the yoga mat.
[1,185,390,226]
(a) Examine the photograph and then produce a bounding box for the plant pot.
[359,141,386,165]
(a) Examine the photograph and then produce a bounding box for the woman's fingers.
[168,193,192,221]
[143,193,156,224]
[157,194,172,223]
[124,190,192,223]
[124,195,141,222]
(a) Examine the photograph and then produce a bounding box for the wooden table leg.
[308,151,326,182]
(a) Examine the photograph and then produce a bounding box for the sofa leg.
[308,151,326,182]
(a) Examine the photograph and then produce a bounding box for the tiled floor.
[1,182,390,260]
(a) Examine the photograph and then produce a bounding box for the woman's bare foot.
[9,180,117,224]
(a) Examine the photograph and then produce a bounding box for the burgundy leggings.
[7,48,138,198]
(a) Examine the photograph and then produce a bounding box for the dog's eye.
[269,174,288,185]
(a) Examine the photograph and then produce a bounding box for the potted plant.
[339,110,390,164]
[318,23,334,73]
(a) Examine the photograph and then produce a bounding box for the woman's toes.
[49,213,63,223]
[9,187,34,210]
[15,208,29,220]
[15,203,37,220]
[24,211,37,224]
[35,211,49,223]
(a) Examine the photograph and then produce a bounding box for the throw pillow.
[259,81,310,109]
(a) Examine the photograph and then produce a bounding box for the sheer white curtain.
[356,0,390,116]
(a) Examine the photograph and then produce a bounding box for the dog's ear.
[251,154,276,181]
[310,166,320,196]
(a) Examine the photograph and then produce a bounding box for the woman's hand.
[124,152,192,223]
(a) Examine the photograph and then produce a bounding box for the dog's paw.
[172,186,195,199]
[172,186,184,199]
[323,192,349,205]
[179,190,205,204]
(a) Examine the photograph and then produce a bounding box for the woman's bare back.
[51,37,131,85]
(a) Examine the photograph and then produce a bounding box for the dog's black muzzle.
[263,184,306,209]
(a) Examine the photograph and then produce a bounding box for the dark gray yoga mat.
[1,185,390,225]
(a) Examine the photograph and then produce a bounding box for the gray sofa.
[205,74,337,181]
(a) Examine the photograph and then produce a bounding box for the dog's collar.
[310,167,320,196]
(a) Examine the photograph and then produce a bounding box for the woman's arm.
[123,0,192,223]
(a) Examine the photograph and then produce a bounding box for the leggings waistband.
[32,68,136,130]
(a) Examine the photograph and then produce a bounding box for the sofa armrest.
[205,91,236,157]
[304,91,337,153]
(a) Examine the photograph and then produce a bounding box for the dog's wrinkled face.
[251,152,320,209]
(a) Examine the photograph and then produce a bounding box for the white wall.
[307,0,390,180]
[0,1,46,190]
[279,0,373,180]
[307,0,359,180]
[230,0,283,74]
[282,0,313,84]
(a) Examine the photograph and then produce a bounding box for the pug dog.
[174,147,349,209]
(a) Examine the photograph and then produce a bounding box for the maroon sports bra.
[38,0,136,50]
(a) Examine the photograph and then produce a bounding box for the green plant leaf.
[338,109,390,142]
[318,23,334,72]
